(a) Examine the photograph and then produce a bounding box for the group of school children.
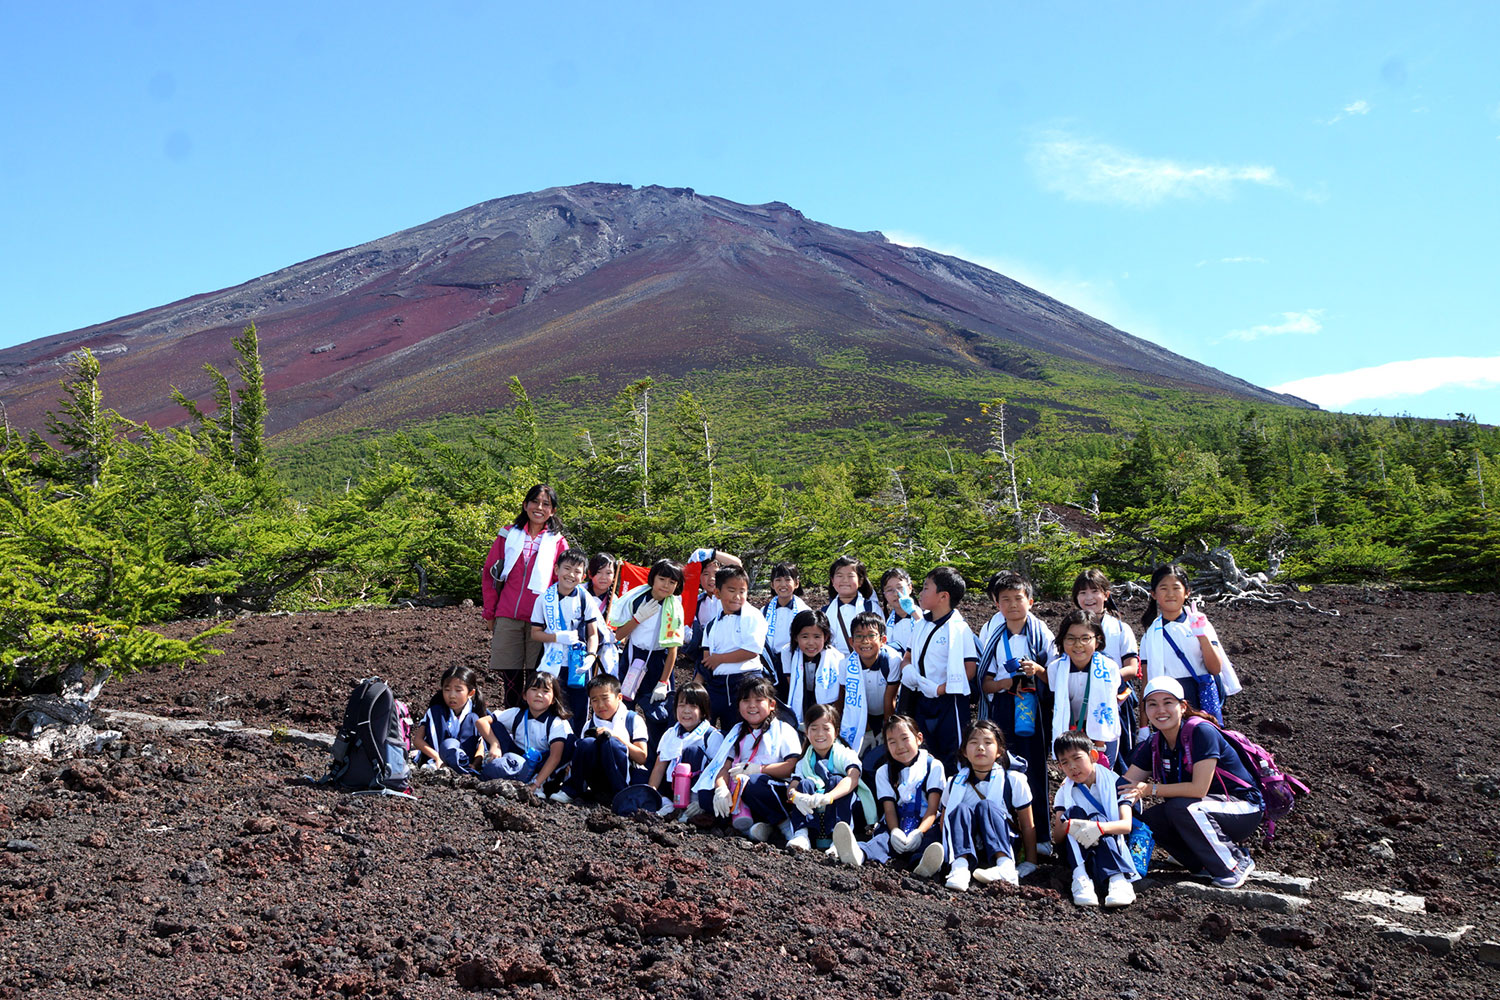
[418,544,1266,909]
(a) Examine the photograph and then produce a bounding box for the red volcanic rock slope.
[0,183,1310,439]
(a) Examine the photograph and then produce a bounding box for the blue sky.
[2,0,1496,422]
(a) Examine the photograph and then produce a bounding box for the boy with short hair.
[977,570,1056,840]
[898,566,979,773]
[530,549,600,725]
[1051,730,1138,908]
[700,566,768,730]
[850,611,903,762]
[550,674,648,804]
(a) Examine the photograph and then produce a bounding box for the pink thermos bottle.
[672,762,693,809]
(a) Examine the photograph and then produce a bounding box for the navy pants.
[1059,804,1136,886]
[994,691,1050,838]
[789,776,854,844]
[946,797,1015,867]
[912,691,970,776]
[561,735,640,798]
[706,671,754,732]
[566,685,591,736]
[696,773,791,827]
[1140,796,1263,878]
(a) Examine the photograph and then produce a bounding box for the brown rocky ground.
[2,586,1498,998]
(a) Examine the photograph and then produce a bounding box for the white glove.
[713,785,733,818]
[682,799,704,821]
[791,791,817,817]
[916,675,941,699]
[650,682,670,703]
[1068,819,1103,848]
[1016,861,1038,879]
[888,828,914,854]
[1187,607,1210,637]
[727,762,761,780]
[633,599,663,624]
[859,730,878,756]
[900,664,920,690]
[554,629,579,646]
[655,799,677,817]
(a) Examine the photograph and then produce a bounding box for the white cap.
[1142,676,1186,701]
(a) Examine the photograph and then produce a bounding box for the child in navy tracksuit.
[977,570,1056,842]
[832,715,947,879]
[489,672,575,793]
[898,566,978,775]
[646,681,724,818]
[412,665,504,778]
[550,674,649,804]
[1052,730,1138,908]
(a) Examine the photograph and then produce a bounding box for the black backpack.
[321,677,412,794]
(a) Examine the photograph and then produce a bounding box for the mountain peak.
[0,183,1310,439]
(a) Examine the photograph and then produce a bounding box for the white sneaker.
[945,860,972,892]
[748,822,775,843]
[913,842,945,879]
[786,830,812,852]
[548,789,575,805]
[1071,874,1100,907]
[1104,875,1136,908]
[973,855,1018,886]
[1212,856,1256,889]
[1036,842,1054,857]
[832,822,864,867]
[731,814,754,833]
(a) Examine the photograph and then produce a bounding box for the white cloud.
[1196,256,1268,267]
[1224,309,1324,342]
[1273,356,1500,408]
[1325,99,1372,124]
[1027,131,1285,207]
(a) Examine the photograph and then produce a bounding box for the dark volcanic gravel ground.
[3,586,1499,998]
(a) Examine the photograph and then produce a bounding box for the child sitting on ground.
[549,674,648,804]
[939,720,1037,891]
[693,675,802,842]
[832,715,947,879]
[1051,729,1138,908]
[647,681,724,818]
[489,672,574,793]
[785,704,869,851]
[413,665,501,778]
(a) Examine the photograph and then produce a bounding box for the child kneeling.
[550,674,648,804]
[1052,730,1138,908]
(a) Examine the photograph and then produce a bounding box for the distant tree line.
[3,326,1496,689]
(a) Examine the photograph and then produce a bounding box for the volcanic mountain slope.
[0,183,1311,440]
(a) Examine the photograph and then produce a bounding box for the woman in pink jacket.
[481,484,569,708]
